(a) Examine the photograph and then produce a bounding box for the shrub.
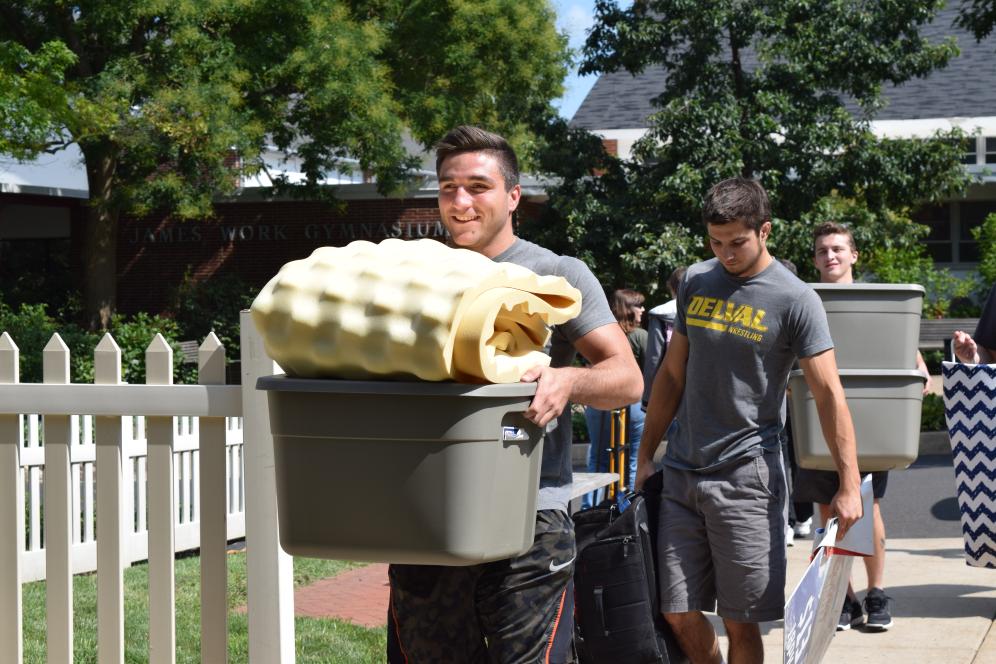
[862,245,979,318]
[972,212,996,287]
[107,313,197,385]
[169,272,258,360]
[0,303,197,384]
[920,393,946,432]
[572,407,589,444]
[0,302,98,383]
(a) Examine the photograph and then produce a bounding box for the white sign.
[783,475,874,664]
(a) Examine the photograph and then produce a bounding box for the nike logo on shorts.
[548,556,576,573]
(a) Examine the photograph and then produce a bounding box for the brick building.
[0,154,546,315]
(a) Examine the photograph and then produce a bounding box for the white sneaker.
[786,525,795,547]
[793,517,812,538]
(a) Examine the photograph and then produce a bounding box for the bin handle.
[502,426,530,442]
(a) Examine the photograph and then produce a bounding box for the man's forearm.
[567,353,643,410]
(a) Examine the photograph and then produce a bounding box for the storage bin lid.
[810,283,925,295]
[789,369,926,380]
[257,374,538,398]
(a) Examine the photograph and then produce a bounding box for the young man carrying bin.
[386,126,643,663]
[635,178,862,664]
[794,222,931,632]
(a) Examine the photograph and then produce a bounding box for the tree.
[957,0,996,44]
[0,1,567,328]
[525,0,971,295]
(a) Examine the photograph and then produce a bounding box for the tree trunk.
[81,148,119,330]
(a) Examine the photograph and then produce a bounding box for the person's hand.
[922,372,932,395]
[829,486,863,540]
[634,459,655,491]
[519,365,575,428]
[953,330,980,364]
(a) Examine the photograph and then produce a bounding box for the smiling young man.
[635,178,862,664]
[386,126,643,664]
[796,222,930,633]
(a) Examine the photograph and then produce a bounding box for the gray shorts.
[657,451,786,623]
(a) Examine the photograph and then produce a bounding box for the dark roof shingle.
[570,7,996,129]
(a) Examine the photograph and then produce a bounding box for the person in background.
[953,283,996,363]
[642,267,688,411]
[584,288,648,503]
[636,179,861,664]
[794,221,930,633]
[774,258,813,546]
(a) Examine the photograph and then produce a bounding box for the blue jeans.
[582,404,645,508]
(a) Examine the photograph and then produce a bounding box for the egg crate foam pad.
[251,239,582,383]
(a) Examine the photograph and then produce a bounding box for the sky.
[551,0,600,121]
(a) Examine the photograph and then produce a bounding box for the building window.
[986,137,996,165]
[914,204,952,262]
[951,138,978,165]
[959,202,996,263]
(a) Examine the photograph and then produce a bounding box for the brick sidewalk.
[294,563,390,628]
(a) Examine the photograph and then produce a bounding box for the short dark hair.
[702,177,771,232]
[610,288,645,333]
[435,126,520,190]
[812,222,856,252]
[666,266,687,296]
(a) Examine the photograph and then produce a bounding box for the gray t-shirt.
[665,258,833,471]
[493,238,616,511]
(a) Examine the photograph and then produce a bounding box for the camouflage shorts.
[387,509,576,664]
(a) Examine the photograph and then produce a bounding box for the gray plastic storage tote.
[811,284,924,370]
[256,375,543,565]
[789,369,925,471]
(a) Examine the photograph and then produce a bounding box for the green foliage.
[0,302,98,383]
[972,212,996,286]
[0,303,196,384]
[170,273,259,361]
[572,407,590,444]
[1,1,569,324]
[920,392,946,431]
[957,0,996,45]
[107,312,197,385]
[921,349,945,375]
[532,0,971,296]
[0,39,75,157]
[766,194,933,283]
[378,0,568,153]
[862,242,979,318]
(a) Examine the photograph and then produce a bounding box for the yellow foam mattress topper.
[250,238,582,383]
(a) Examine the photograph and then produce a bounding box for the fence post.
[146,335,176,664]
[44,334,73,664]
[240,310,295,663]
[0,333,23,664]
[199,333,228,663]
[95,334,127,664]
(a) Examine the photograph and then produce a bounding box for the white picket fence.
[0,313,295,664]
[16,413,246,583]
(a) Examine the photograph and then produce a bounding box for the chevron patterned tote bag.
[942,361,996,568]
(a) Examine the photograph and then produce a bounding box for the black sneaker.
[837,595,864,631]
[863,587,894,631]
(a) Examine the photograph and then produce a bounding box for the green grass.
[22,550,387,663]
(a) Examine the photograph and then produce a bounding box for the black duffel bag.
[571,472,687,664]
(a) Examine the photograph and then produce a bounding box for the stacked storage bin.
[257,376,544,565]
[789,284,927,471]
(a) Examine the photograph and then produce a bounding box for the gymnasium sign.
[127,220,449,245]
